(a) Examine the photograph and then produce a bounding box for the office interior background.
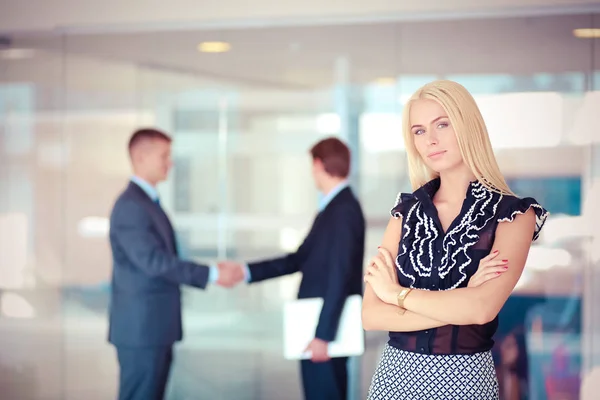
[1,0,600,399]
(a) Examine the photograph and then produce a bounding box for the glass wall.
[580,12,600,400]
[0,12,599,399]
[0,36,69,400]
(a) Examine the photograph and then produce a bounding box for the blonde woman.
[362,80,548,399]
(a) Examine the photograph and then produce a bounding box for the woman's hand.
[364,247,402,305]
[468,250,508,288]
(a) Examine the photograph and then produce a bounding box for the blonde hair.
[402,79,514,195]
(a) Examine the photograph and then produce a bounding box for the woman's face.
[409,99,464,174]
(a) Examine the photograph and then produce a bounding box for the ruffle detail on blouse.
[390,192,417,219]
[497,197,549,242]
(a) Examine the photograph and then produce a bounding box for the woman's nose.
[426,132,439,145]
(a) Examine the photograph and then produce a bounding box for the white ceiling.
[3,13,600,90]
[1,0,598,34]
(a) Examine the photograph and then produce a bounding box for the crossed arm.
[361,217,448,332]
[362,209,536,330]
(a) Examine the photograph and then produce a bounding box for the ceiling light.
[0,48,35,60]
[197,41,231,53]
[372,77,397,86]
[573,28,600,39]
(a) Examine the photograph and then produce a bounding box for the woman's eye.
[414,129,424,135]
[437,122,448,129]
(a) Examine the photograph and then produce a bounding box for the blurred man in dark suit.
[221,137,366,400]
[108,128,242,400]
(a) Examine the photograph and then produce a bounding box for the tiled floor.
[0,287,388,399]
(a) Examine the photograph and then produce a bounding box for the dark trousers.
[116,346,173,400]
[301,357,348,400]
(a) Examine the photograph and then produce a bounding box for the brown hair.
[310,137,351,178]
[128,128,172,154]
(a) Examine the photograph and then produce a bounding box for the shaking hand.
[216,261,245,288]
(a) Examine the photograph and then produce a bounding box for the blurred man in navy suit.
[221,137,366,400]
[108,128,242,400]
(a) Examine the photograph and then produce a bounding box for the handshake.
[215,261,248,288]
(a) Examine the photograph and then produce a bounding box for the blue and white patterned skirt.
[367,344,499,400]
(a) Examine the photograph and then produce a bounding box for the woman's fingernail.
[496,272,502,275]
[503,265,508,269]
[493,250,499,254]
[502,259,508,262]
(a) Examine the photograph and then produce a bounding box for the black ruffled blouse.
[388,178,548,355]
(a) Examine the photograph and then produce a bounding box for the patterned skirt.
[367,344,499,400]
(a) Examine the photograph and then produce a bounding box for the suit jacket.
[108,181,209,347]
[248,187,365,342]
